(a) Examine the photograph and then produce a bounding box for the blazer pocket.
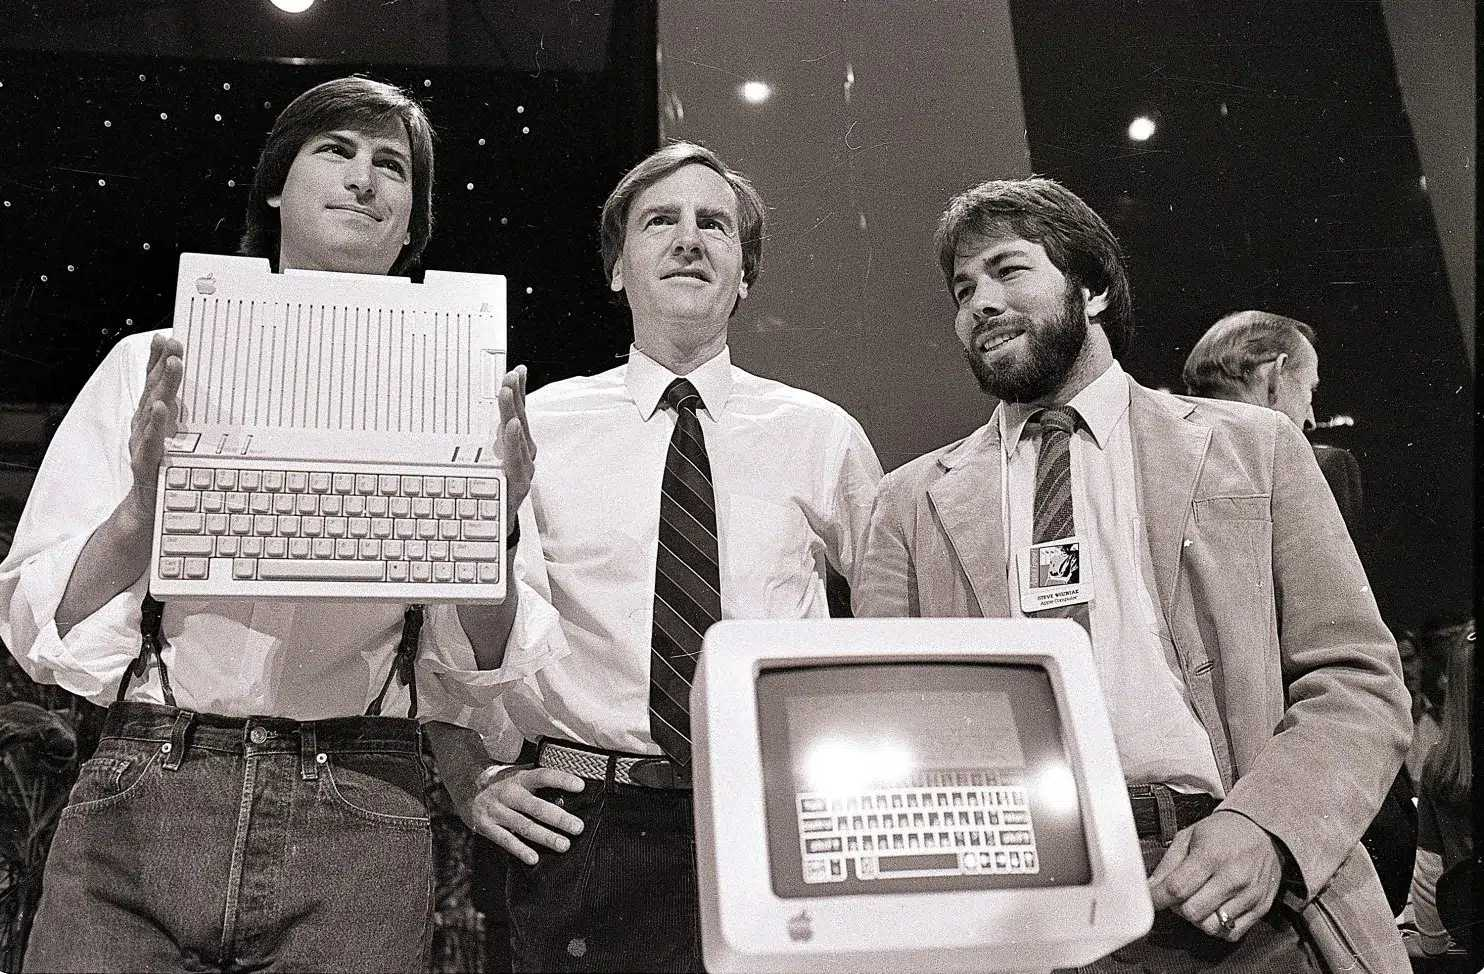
[1191,494,1270,522]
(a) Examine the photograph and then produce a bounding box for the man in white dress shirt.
[433,142,882,971]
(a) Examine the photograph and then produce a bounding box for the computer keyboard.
[794,772,1040,884]
[151,455,507,602]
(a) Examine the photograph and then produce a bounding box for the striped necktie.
[649,378,722,765]
[1031,406,1091,637]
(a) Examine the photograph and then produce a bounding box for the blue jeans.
[1058,836,1326,974]
[506,779,701,973]
[23,703,433,973]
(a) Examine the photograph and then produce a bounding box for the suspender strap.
[117,593,177,708]
[365,604,424,719]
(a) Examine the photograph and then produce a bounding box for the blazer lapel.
[1130,384,1210,619]
[926,421,1011,616]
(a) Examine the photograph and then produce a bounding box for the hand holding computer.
[1147,809,1284,942]
[496,363,535,527]
[126,333,184,519]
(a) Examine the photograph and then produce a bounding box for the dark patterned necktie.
[1031,406,1091,637]
[649,378,722,765]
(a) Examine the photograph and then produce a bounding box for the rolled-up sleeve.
[413,498,570,729]
[0,334,153,703]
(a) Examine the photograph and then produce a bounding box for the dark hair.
[1182,310,1318,399]
[599,141,766,303]
[1421,623,1473,805]
[240,76,435,276]
[934,177,1134,357]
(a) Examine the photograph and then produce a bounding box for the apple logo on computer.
[787,910,814,943]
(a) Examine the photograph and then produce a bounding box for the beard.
[963,283,1088,403]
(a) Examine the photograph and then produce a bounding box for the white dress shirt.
[494,345,883,755]
[999,360,1224,796]
[0,330,565,724]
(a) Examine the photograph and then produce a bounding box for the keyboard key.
[428,541,449,561]
[312,538,334,559]
[359,540,381,559]
[401,476,423,496]
[165,467,190,489]
[371,518,393,539]
[451,541,502,561]
[226,492,248,513]
[286,471,308,493]
[410,562,431,582]
[205,514,229,535]
[469,478,500,498]
[349,518,370,538]
[394,518,416,539]
[433,562,454,583]
[164,490,199,512]
[320,495,342,516]
[278,516,301,536]
[250,494,272,514]
[216,537,240,557]
[389,496,412,518]
[214,469,237,491]
[230,514,253,535]
[335,539,357,559]
[412,497,433,519]
[355,474,378,495]
[191,468,214,489]
[383,540,404,559]
[325,517,347,538]
[417,520,438,539]
[478,500,500,519]
[254,515,277,535]
[258,560,385,582]
[388,561,410,581]
[161,535,214,556]
[439,520,460,539]
[423,477,444,497]
[296,495,318,515]
[378,475,400,495]
[239,470,262,491]
[263,471,285,492]
[332,473,354,494]
[367,496,389,517]
[463,520,501,540]
[478,562,501,583]
[241,537,264,557]
[184,558,209,579]
[434,498,455,519]
[456,562,476,583]
[456,499,478,519]
[202,491,225,513]
[233,558,256,579]
[406,541,427,560]
[273,495,294,514]
[265,538,287,558]
[163,512,204,534]
[344,496,366,516]
[301,516,324,537]
[308,472,332,493]
[159,556,183,578]
[446,477,466,497]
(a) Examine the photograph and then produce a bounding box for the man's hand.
[461,764,586,865]
[1147,810,1284,942]
[498,364,535,528]
[125,334,184,527]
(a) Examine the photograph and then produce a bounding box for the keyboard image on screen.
[153,455,505,602]
[795,770,1039,884]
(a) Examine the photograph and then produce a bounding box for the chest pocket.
[1191,494,1270,522]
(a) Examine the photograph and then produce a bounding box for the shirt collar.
[1000,359,1130,456]
[625,343,734,421]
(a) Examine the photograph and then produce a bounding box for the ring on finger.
[1214,907,1237,933]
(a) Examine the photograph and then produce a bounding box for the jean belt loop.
[1152,783,1179,844]
[163,710,192,772]
[301,724,320,781]
[604,753,617,788]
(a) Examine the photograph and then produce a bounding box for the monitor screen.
[755,661,1091,899]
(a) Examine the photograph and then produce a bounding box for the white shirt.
[0,330,565,724]
[494,345,883,755]
[999,360,1224,796]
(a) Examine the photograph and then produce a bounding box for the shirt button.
[249,726,270,744]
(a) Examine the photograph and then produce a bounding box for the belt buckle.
[628,758,690,789]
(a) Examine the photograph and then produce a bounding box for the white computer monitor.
[691,618,1152,974]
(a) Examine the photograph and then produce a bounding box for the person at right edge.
[853,176,1411,973]
[1181,309,1417,917]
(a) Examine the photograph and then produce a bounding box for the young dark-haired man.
[1,76,555,972]
[854,177,1411,973]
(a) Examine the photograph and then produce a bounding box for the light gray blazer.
[854,378,1410,973]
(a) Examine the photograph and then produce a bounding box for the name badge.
[1018,536,1092,612]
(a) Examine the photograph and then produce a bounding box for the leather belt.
[1128,784,1218,839]
[537,739,691,790]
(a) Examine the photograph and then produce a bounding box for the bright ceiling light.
[271,0,315,12]
[740,81,772,105]
[1128,116,1156,141]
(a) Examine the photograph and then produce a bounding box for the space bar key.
[256,560,386,581]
